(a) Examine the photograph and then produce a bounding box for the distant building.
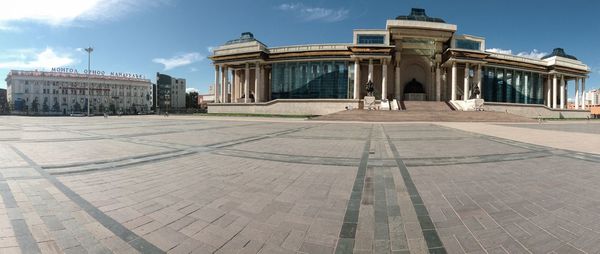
[5,70,152,115]
[584,89,599,106]
[156,73,186,112]
[0,88,7,113]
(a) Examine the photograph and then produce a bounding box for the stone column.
[546,76,551,108]
[476,64,482,99]
[381,60,388,100]
[435,64,441,101]
[368,59,374,82]
[244,63,250,103]
[582,78,586,110]
[395,60,401,99]
[222,66,229,103]
[214,65,220,103]
[575,78,580,109]
[254,62,260,103]
[560,75,565,109]
[552,74,557,109]
[353,59,360,99]
[451,62,457,101]
[231,69,236,103]
[463,63,470,101]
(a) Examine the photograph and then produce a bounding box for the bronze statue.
[365,80,374,97]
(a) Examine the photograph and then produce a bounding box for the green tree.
[31,97,39,113]
[73,101,81,112]
[42,98,50,112]
[52,100,60,112]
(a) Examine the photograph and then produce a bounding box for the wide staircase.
[314,101,534,122]
[401,101,454,111]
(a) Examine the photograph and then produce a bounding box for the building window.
[358,35,385,44]
[455,39,481,51]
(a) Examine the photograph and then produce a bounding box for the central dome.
[396,8,446,23]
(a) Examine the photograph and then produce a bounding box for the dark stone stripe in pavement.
[207,125,319,149]
[335,125,373,254]
[8,145,166,254]
[402,150,553,167]
[0,174,42,254]
[383,127,446,254]
[213,149,360,167]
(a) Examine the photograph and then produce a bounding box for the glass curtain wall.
[482,66,544,104]
[271,61,349,99]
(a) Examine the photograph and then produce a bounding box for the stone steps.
[313,109,535,122]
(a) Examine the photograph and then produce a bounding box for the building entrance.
[403,78,426,101]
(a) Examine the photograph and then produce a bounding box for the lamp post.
[84,47,93,117]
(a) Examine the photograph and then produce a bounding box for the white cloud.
[0,47,77,70]
[516,49,547,59]
[0,0,169,28]
[207,46,215,53]
[152,53,203,71]
[486,48,548,60]
[277,3,349,22]
[186,88,199,93]
[485,48,513,55]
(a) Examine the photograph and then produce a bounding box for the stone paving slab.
[0,115,599,253]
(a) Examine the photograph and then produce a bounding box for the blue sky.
[1,0,599,98]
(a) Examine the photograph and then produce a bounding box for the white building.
[6,70,152,115]
[584,89,599,105]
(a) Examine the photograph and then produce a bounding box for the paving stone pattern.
[0,115,599,253]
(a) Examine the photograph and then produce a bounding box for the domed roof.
[542,48,578,60]
[396,8,445,23]
[225,32,261,45]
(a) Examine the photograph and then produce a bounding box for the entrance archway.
[404,78,426,101]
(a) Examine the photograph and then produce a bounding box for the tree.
[31,97,39,113]
[73,101,81,112]
[42,98,50,113]
[52,100,60,112]
[109,103,116,114]
[186,92,199,109]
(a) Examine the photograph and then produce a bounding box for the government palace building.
[209,8,591,118]
[6,70,152,115]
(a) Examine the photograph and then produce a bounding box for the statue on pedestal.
[364,80,376,110]
[365,80,375,97]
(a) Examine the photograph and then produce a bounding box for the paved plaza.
[1,116,600,254]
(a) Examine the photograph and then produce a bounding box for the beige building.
[209,8,591,115]
[6,70,152,115]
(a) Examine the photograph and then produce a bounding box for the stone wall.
[483,102,591,119]
[208,99,359,116]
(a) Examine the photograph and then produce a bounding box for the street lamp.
[84,46,93,117]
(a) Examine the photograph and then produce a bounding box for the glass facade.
[271,61,349,99]
[455,39,481,51]
[358,35,385,44]
[482,67,544,104]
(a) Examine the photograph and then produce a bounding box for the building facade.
[6,70,152,115]
[209,8,590,114]
[155,73,186,112]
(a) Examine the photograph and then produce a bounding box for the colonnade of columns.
[352,57,444,102]
[450,61,483,101]
[213,62,264,103]
[545,74,586,110]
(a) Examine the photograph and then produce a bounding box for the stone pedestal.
[364,96,375,110]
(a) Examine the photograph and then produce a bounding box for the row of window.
[271,61,349,99]
[482,67,544,104]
